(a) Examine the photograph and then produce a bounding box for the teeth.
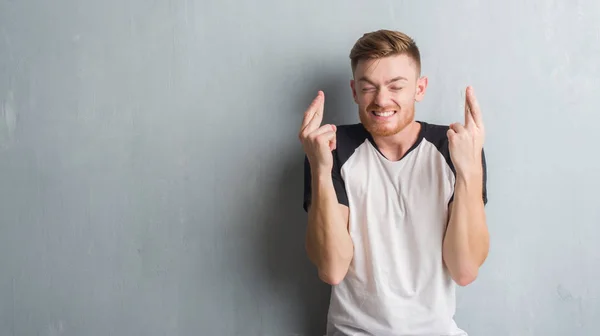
[373,111,395,117]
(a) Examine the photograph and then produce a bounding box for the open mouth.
[371,110,397,118]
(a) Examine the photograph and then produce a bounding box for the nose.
[374,88,393,108]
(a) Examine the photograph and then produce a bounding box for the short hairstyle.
[349,29,421,75]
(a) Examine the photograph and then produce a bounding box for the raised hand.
[447,86,486,178]
[298,91,337,173]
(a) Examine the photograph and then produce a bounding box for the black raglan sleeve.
[425,123,488,206]
[481,148,488,205]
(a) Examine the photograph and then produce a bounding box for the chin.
[366,124,404,137]
[360,111,411,137]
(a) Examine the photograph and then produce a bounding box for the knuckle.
[316,134,330,143]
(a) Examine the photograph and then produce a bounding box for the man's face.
[351,54,427,137]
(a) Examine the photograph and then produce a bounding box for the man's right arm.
[305,170,353,286]
[298,90,353,285]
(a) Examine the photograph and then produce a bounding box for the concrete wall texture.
[1,0,599,335]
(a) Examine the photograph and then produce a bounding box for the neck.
[371,121,422,161]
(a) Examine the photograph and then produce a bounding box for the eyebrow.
[358,76,408,85]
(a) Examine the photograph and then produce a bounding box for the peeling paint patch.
[47,320,65,336]
[0,90,17,150]
[557,284,574,301]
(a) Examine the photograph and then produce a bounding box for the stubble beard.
[359,106,415,137]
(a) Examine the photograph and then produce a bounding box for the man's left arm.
[443,86,489,286]
[443,158,488,286]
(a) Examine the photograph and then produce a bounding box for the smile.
[371,111,397,117]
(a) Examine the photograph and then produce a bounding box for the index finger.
[464,89,475,128]
[466,86,484,128]
[300,91,324,133]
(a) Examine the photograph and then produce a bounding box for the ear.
[415,76,428,102]
[350,79,358,104]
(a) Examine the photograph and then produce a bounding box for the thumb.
[316,130,336,150]
[447,128,456,142]
[318,130,337,143]
[329,132,337,151]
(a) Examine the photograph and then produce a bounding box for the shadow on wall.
[258,68,355,335]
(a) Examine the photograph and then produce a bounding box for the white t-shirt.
[303,121,488,336]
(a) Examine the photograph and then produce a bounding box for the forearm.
[306,172,353,285]
[443,171,489,286]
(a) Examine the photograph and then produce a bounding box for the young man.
[298,30,489,336]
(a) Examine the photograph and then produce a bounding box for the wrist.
[311,165,333,180]
[455,168,483,191]
[311,167,334,189]
[456,164,483,181]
